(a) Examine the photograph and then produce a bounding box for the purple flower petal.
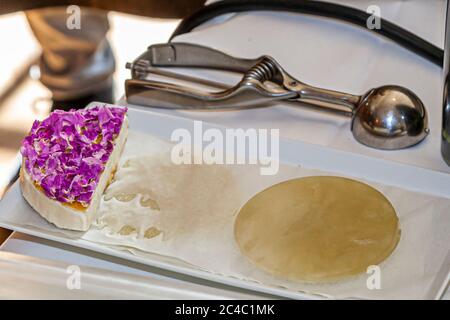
[21,106,127,205]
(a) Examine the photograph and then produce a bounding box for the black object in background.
[170,0,443,67]
[443,1,450,166]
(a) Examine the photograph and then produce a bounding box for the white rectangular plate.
[0,104,449,299]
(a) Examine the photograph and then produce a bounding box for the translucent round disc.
[234,176,400,283]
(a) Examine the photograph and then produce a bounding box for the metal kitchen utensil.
[125,43,429,150]
[442,0,450,166]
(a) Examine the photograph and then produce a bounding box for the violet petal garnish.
[21,106,127,207]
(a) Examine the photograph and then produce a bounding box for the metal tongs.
[125,43,428,149]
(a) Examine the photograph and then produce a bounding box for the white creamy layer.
[20,117,128,231]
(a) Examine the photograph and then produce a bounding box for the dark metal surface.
[442,0,450,166]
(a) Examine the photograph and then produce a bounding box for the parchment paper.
[1,131,449,299]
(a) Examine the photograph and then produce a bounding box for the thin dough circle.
[234,176,400,283]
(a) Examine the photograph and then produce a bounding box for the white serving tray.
[0,250,262,300]
[0,103,449,300]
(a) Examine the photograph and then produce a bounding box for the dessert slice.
[20,106,128,231]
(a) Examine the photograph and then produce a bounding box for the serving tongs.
[125,43,428,149]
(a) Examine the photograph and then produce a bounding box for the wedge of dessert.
[20,106,128,231]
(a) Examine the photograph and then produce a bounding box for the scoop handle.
[286,81,360,117]
[147,42,260,73]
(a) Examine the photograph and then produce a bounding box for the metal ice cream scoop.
[126,43,429,150]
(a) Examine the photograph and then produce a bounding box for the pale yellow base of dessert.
[20,118,128,231]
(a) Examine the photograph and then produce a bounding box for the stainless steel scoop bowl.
[352,85,429,149]
[126,43,429,150]
[283,78,429,150]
